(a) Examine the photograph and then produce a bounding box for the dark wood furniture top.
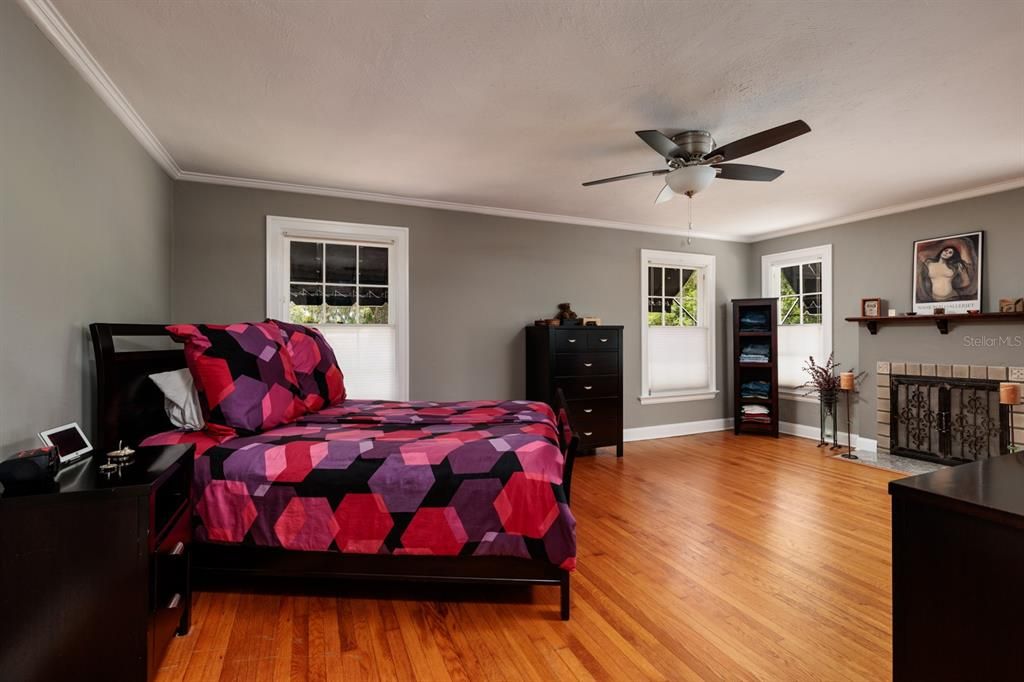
[732,298,779,437]
[526,324,624,457]
[889,454,1024,681]
[846,310,1024,335]
[889,453,1024,527]
[89,323,577,621]
[0,444,194,682]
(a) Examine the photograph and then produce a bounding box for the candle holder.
[840,371,857,460]
[1000,383,1021,454]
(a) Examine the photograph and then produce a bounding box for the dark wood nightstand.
[0,444,194,682]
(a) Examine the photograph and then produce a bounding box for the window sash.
[286,238,393,326]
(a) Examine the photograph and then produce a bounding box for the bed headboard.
[89,323,185,453]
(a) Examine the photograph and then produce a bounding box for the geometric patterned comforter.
[141,399,576,570]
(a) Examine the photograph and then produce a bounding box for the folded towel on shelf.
[739,343,770,363]
[738,311,770,332]
[740,380,771,398]
[740,403,772,423]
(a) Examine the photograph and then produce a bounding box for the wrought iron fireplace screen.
[890,375,1010,463]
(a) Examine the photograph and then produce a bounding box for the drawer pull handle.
[584,409,593,414]
[584,385,592,390]
[568,338,577,343]
[167,593,181,609]
[170,541,185,556]
[583,431,593,436]
[583,362,593,367]
[600,338,608,342]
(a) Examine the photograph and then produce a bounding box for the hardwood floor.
[157,433,901,681]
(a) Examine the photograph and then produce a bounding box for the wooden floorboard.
[158,432,900,681]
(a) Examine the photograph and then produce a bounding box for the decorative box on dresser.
[732,298,779,437]
[526,325,624,456]
[0,444,194,682]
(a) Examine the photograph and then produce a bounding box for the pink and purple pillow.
[266,319,346,411]
[166,322,308,436]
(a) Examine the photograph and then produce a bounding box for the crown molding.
[21,0,1024,245]
[750,176,1024,242]
[18,0,180,176]
[177,170,748,242]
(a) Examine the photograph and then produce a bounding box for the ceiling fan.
[582,120,811,203]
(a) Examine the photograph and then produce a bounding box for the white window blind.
[778,324,824,388]
[319,326,398,400]
[647,326,709,393]
[267,217,409,401]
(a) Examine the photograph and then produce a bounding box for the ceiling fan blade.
[713,164,785,181]
[655,184,674,204]
[582,169,668,187]
[704,120,810,162]
[635,130,681,158]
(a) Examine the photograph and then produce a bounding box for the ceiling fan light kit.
[666,165,716,198]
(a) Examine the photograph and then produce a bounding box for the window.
[761,245,832,392]
[267,216,409,400]
[640,250,716,404]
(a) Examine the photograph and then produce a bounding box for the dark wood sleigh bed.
[90,323,578,620]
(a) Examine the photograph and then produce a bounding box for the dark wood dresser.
[0,444,194,682]
[526,325,624,456]
[889,454,1024,681]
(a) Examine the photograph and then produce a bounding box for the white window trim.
[760,244,832,400]
[266,215,410,400]
[639,249,718,405]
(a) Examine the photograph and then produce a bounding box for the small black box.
[0,446,59,495]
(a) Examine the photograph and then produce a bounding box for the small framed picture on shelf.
[860,298,882,317]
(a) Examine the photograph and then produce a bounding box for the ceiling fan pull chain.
[687,196,693,245]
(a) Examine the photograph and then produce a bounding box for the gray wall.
[0,2,174,452]
[172,182,752,429]
[750,188,1024,438]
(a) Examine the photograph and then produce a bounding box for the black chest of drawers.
[0,444,194,681]
[526,325,624,456]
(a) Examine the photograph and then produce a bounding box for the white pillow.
[149,368,205,431]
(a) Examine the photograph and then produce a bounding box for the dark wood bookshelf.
[846,311,1024,335]
[733,298,779,437]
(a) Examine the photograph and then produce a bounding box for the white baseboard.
[623,418,733,442]
[780,421,876,452]
[854,437,878,453]
[779,421,822,441]
[621,417,877,451]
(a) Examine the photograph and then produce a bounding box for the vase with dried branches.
[801,354,842,449]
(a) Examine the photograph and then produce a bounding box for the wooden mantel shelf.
[845,311,1024,335]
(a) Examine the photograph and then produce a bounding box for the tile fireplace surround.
[875,361,1024,457]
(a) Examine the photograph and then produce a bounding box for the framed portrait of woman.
[912,231,983,314]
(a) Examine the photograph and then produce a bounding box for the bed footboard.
[553,388,577,504]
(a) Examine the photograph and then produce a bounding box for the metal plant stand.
[818,390,840,450]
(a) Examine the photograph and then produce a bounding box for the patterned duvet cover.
[142,400,576,570]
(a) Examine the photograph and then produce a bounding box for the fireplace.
[889,375,1010,464]
[876,362,1022,459]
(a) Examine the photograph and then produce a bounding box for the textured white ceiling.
[50,0,1024,238]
